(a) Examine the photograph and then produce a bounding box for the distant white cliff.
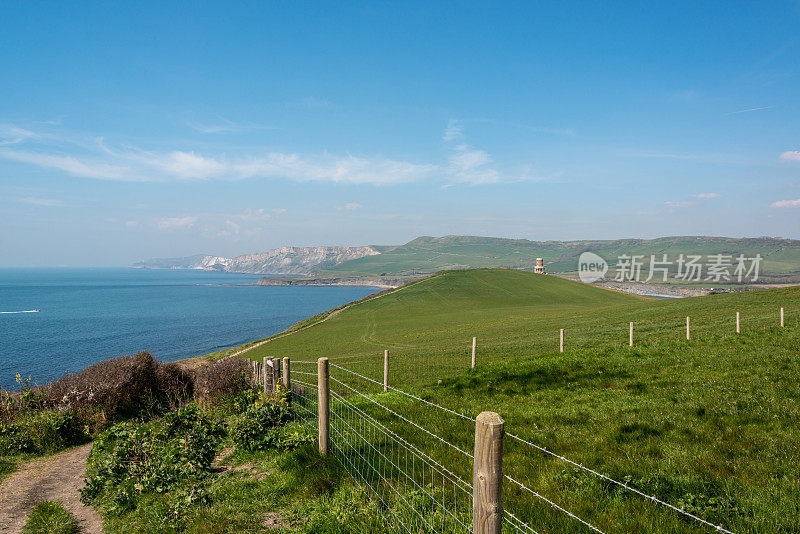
[132,246,380,275]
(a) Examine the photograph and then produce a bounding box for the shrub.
[155,362,194,411]
[81,405,223,518]
[43,351,195,432]
[193,357,252,404]
[0,410,88,455]
[230,388,297,451]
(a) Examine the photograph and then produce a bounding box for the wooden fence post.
[282,357,291,403]
[318,357,329,456]
[268,358,272,395]
[736,311,740,334]
[473,411,504,534]
[686,316,690,340]
[780,307,784,328]
[472,337,477,369]
[629,322,634,347]
[559,329,564,353]
[383,350,389,392]
[271,357,280,393]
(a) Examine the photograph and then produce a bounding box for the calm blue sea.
[0,268,376,389]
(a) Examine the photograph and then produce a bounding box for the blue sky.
[1,1,799,266]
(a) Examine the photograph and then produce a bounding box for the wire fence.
[277,306,796,532]
[284,305,795,391]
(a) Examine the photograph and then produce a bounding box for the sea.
[0,268,377,390]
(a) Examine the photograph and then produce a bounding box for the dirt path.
[0,443,103,533]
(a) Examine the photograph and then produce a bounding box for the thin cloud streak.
[725,105,774,115]
[13,196,65,207]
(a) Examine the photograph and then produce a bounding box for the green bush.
[229,391,296,451]
[0,410,87,454]
[81,405,224,520]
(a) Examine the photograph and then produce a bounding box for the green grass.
[22,501,79,534]
[234,268,799,532]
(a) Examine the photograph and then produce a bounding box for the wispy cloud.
[0,125,438,185]
[447,145,500,185]
[779,151,800,162]
[0,122,549,187]
[770,198,800,208]
[725,105,774,115]
[13,196,65,207]
[336,202,362,211]
[156,216,198,231]
[664,201,692,208]
[692,192,720,199]
[187,117,271,134]
[0,149,130,180]
[0,125,37,146]
[443,119,464,142]
[442,121,502,185]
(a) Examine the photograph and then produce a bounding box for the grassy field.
[321,235,800,283]
[236,269,799,533]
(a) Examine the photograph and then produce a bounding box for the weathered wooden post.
[629,322,634,347]
[261,358,272,395]
[383,349,389,392]
[686,316,691,340]
[559,329,564,353]
[736,311,740,334]
[271,357,280,393]
[780,307,784,328]
[472,337,477,369]
[251,360,258,384]
[473,411,504,534]
[282,357,291,403]
[318,357,329,456]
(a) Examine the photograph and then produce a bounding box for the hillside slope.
[238,267,799,532]
[324,235,800,282]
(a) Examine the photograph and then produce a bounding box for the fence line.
[330,360,737,533]
[329,359,736,533]
[303,365,621,533]
[262,306,796,531]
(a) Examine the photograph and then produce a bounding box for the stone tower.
[534,258,546,274]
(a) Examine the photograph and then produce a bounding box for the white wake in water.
[0,310,40,314]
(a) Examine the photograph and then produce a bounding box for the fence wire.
[274,306,797,533]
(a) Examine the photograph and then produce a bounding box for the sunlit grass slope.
[246,268,796,367]
[247,268,647,363]
[239,268,799,532]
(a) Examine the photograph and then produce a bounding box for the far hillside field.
[322,235,800,284]
[236,269,799,532]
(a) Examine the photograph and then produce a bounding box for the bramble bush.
[80,405,224,521]
[0,410,87,454]
[229,385,304,451]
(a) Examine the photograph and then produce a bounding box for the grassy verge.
[79,387,414,533]
[22,501,80,534]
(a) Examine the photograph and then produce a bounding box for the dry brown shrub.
[155,362,194,410]
[193,356,252,403]
[44,351,177,429]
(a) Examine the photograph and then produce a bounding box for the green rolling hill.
[231,268,798,532]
